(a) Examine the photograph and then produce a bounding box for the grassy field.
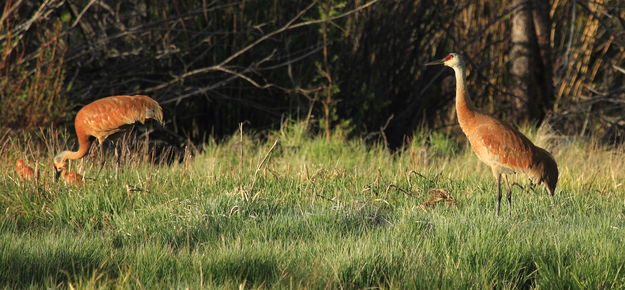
[1,123,625,288]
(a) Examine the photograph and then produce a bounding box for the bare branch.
[0,0,24,24]
[613,64,625,75]
[0,0,64,46]
[70,0,96,28]
[142,0,380,95]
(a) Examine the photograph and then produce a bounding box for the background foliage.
[2,0,625,145]
[3,1,625,287]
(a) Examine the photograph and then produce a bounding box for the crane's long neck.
[453,65,476,133]
[55,129,92,164]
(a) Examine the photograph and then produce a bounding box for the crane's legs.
[504,175,512,216]
[90,141,106,167]
[92,141,106,179]
[90,142,98,162]
[99,142,105,166]
[496,173,502,216]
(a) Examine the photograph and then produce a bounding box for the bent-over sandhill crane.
[53,95,163,179]
[15,159,36,181]
[426,53,558,216]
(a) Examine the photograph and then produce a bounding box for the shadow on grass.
[112,196,395,250]
[0,237,112,288]
[338,252,403,289]
[203,252,280,285]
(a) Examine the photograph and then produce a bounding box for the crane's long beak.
[425,59,444,66]
[52,164,67,182]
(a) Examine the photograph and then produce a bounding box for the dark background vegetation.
[2,0,625,148]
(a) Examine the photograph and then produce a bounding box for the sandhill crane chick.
[15,159,36,181]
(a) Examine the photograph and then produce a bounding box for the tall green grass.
[1,123,625,288]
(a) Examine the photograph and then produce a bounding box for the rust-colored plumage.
[53,95,163,175]
[61,168,83,185]
[15,159,36,181]
[426,53,558,215]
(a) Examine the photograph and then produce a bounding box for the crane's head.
[425,53,464,69]
[539,148,558,197]
[53,154,67,172]
[530,147,559,196]
[53,153,68,182]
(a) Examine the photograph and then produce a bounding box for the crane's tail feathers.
[130,95,164,126]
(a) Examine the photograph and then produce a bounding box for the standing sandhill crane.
[53,95,163,179]
[15,159,36,181]
[425,53,558,216]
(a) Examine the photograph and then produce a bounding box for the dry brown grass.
[0,4,69,129]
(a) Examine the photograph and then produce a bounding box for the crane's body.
[426,53,558,215]
[15,159,36,181]
[53,95,163,175]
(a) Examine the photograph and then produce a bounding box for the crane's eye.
[443,54,454,61]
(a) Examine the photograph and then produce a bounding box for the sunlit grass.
[1,122,625,288]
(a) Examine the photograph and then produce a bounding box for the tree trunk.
[531,0,555,118]
[509,0,535,124]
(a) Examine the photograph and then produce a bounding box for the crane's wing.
[75,95,163,139]
[468,121,535,172]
